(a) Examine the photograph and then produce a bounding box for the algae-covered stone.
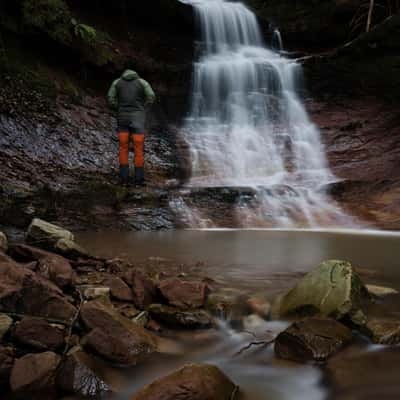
[366,284,399,298]
[0,314,13,341]
[55,238,89,259]
[275,317,352,363]
[130,363,238,400]
[27,218,74,247]
[273,260,368,321]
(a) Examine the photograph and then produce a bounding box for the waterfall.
[178,0,354,228]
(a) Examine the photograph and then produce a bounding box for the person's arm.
[139,79,156,105]
[107,79,119,110]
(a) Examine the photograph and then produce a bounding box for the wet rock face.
[148,304,212,329]
[12,317,65,351]
[273,260,368,322]
[130,363,238,400]
[0,253,77,321]
[275,317,353,363]
[80,299,157,366]
[10,351,61,394]
[158,278,209,309]
[326,348,400,400]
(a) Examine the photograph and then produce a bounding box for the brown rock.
[124,270,157,309]
[148,304,212,329]
[275,317,352,363]
[365,318,400,345]
[0,346,14,386]
[104,276,133,302]
[13,317,65,350]
[158,278,208,309]
[80,299,157,366]
[0,253,76,321]
[8,244,75,288]
[10,351,61,393]
[130,363,238,400]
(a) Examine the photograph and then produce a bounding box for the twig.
[63,289,84,355]
[3,312,78,327]
[230,385,239,400]
[235,338,275,356]
[367,0,375,32]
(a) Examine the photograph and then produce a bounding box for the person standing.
[107,69,155,186]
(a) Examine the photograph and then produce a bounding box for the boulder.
[8,244,75,288]
[80,299,157,367]
[326,348,400,399]
[0,232,8,253]
[0,346,14,386]
[103,276,133,302]
[57,348,120,396]
[0,313,13,341]
[27,218,74,248]
[81,286,111,301]
[246,294,272,319]
[275,317,352,363]
[0,253,77,321]
[148,304,212,329]
[10,351,61,393]
[366,284,399,298]
[54,238,89,259]
[13,317,65,350]
[365,318,400,345]
[158,278,209,309]
[272,260,368,322]
[130,363,238,400]
[124,270,157,309]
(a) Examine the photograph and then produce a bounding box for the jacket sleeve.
[139,79,156,105]
[107,79,119,110]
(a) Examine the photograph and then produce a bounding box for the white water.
[178,0,354,228]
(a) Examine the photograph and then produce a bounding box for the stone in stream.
[148,304,213,329]
[0,231,8,253]
[246,294,272,319]
[27,218,74,248]
[54,237,89,260]
[158,278,209,309]
[130,363,238,400]
[0,346,14,386]
[80,299,157,367]
[0,313,13,341]
[274,317,353,363]
[272,260,368,323]
[8,243,75,288]
[124,269,158,309]
[103,276,134,302]
[364,318,400,345]
[12,317,65,351]
[0,252,77,321]
[366,284,399,298]
[10,351,61,394]
[326,347,400,400]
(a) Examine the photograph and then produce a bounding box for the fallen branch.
[63,289,84,355]
[235,338,275,356]
[3,312,79,328]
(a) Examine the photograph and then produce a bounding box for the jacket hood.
[121,69,139,81]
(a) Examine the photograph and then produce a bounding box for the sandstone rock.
[0,232,8,253]
[54,237,89,259]
[275,317,353,363]
[10,351,61,393]
[159,278,209,309]
[273,260,368,322]
[365,318,400,345]
[124,270,157,309]
[27,218,74,248]
[0,346,14,386]
[130,363,238,400]
[8,244,75,288]
[56,348,116,396]
[80,299,156,366]
[104,276,133,302]
[148,304,212,329]
[326,348,400,399]
[366,284,399,298]
[0,313,13,341]
[82,286,110,301]
[0,254,77,321]
[13,317,65,350]
[246,294,271,318]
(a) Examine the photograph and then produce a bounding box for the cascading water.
[177,0,354,228]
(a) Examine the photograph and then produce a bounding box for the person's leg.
[118,131,130,184]
[132,133,145,185]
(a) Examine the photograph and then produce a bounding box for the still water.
[77,229,400,400]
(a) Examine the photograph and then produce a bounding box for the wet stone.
[0,313,13,341]
[0,232,8,253]
[104,276,133,302]
[365,318,400,345]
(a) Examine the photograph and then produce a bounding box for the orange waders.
[118,131,145,185]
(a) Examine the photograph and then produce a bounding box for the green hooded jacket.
[107,69,156,132]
